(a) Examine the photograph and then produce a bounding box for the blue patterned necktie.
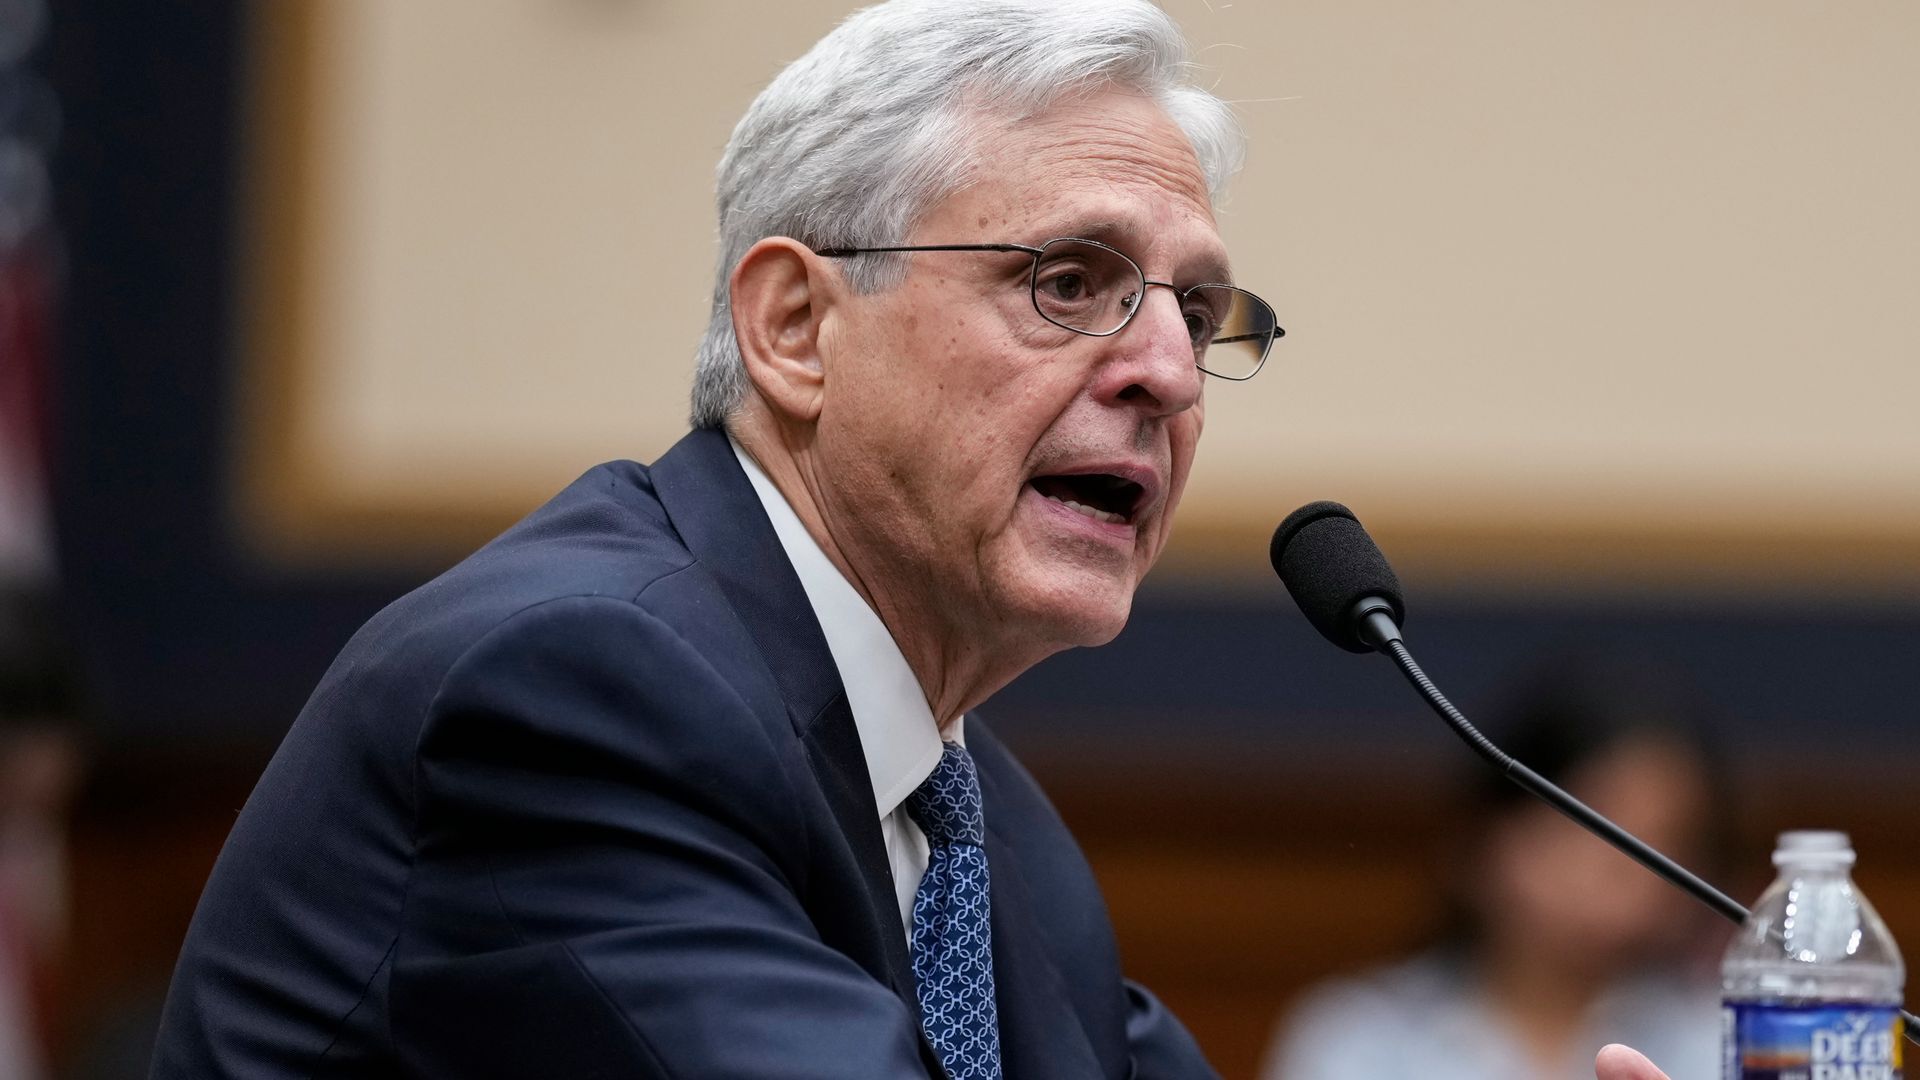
[904,741,1002,1080]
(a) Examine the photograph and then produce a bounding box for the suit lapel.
[802,692,920,996]
[984,811,1108,1078]
[649,428,919,1005]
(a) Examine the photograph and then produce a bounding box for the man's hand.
[1595,1044,1671,1080]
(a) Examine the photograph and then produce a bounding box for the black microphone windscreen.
[1270,501,1406,653]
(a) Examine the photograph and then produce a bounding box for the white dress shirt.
[732,438,958,934]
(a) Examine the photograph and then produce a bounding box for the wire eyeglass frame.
[813,237,1282,381]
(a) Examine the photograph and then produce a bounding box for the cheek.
[947,359,1079,471]
[1161,411,1206,512]
[862,342,1046,519]
[1184,393,1207,454]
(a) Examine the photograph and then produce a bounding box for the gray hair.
[688,0,1245,428]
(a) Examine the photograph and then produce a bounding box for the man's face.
[813,88,1224,655]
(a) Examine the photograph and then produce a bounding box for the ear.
[730,237,836,424]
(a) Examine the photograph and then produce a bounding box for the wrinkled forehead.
[939,89,1230,281]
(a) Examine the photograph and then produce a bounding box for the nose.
[1093,283,1204,416]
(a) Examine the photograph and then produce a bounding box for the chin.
[1009,569,1138,650]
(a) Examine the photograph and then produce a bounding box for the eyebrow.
[1048,219,1235,285]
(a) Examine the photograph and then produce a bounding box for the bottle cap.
[1772,829,1856,866]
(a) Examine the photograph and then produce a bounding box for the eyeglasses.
[813,237,1282,381]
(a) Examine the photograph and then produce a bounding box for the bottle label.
[1723,1002,1904,1080]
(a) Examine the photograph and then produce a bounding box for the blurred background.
[9,0,1920,1076]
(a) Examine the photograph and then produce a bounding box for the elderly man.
[151,1,1675,1078]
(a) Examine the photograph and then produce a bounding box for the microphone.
[1267,501,1920,1042]
[1270,501,1405,654]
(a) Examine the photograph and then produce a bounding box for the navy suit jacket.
[151,427,1217,1079]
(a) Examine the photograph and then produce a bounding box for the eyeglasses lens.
[1028,238,1277,381]
[1191,285,1277,381]
[1030,240,1140,336]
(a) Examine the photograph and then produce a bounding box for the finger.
[1595,1043,1672,1080]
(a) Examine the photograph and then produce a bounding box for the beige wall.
[238,0,1920,589]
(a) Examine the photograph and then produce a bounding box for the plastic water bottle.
[1722,830,1905,1079]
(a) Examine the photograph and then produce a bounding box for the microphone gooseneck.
[1380,639,1747,925]
[1269,501,1920,1045]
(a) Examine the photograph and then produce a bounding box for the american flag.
[0,0,55,590]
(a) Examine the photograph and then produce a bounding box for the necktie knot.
[905,741,984,849]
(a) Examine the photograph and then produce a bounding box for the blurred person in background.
[1261,656,1732,1080]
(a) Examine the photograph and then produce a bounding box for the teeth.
[1042,492,1124,524]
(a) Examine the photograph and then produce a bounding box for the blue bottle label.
[1722,1002,1904,1080]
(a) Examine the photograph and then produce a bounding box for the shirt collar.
[729,436,953,819]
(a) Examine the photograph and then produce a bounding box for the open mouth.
[1027,473,1147,526]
